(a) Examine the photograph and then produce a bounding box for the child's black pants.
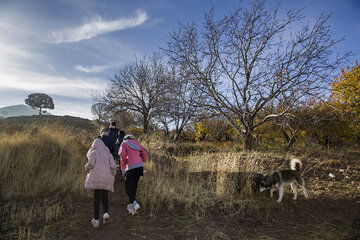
[125,167,143,204]
[94,189,108,219]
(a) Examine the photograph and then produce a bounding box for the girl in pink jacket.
[119,134,147,215]
[85,137,117,227]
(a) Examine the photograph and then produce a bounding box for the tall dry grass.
[139,146,289,218]
[0,125,89,239]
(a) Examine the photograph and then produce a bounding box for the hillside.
[0,104,50,118]
[0,115,98,133]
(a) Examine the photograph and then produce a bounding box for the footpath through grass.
[1,122,359,239]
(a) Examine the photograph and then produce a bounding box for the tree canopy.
[331,62,360,114]
[165,0,349,149]
[25,93,54,115]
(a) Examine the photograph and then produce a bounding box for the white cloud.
[0,6,147,119]
[75,64,113,73]
[49,9,148,43]
[0,67,105,99]
[0,68,105,119]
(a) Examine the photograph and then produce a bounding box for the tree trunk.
[164,126,170,138]
[143,114,149,134]
[39,107,42,115]
[243,132,253,150]
[143,119,148,133]
[173,128,183,142]
[284,135,296,151]
[283,128,299,151]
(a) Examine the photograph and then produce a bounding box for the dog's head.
[259,174,273,192]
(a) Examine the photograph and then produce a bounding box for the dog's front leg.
[291,183,297,200]
[270,187,276,198]
[277,187,283,202]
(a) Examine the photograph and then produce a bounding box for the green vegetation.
[25,93,54,116]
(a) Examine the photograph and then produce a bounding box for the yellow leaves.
[194,121,208,141]
[330,62,360,114]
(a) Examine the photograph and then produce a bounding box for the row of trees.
[92,54,201,141]
[92,0,355,150]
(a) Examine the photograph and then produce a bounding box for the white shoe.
[132,201,140,215]
[91,218,99,228]
[103,213,110,224]
[127,204,134,214]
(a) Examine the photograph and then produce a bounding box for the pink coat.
[84,138,117,192]
[119,140,147,172]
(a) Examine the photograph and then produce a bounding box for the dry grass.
[0,126,89,239]
[138,143,360,221]
[138,147,294,218]
[1,122,359,239]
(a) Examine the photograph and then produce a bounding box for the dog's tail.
[290,158,302,172]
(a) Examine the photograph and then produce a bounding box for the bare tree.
[165,0,349,149]
[154,64,202,141]
[91,102,106,122]
[103,54,169,133]
[111,110,136,130]
[273,99,338,150]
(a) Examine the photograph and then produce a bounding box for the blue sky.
[0,0,359,119]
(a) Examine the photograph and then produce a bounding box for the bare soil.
[68,171,360,240]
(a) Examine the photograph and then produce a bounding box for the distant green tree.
[25,93,54,115]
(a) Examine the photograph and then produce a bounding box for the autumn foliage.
[331,62,360,114]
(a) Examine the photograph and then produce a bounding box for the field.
[0,116,359,239]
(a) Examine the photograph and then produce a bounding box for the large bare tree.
[103,54,169,133]
[162,65,201,141]
[91,102,106,122]
[166,0,349,149]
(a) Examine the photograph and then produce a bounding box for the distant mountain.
[0,104,50,118]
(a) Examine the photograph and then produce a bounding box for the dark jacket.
[116,130,126,146]
[108,128,119,146]
[114,130,125,159]
[98,135,115,155]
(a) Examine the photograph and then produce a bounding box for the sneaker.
[103,213,110,224]
[127,204,134,214]
[91,218,99,228]
[132,201,140,215]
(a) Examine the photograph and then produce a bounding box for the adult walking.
[85,137,117,227]
[98,128,115,156]
[108,121,119,158]
[119,134,147,215]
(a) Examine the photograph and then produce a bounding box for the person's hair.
[100,128,109,134]
[119,130,125,137]
[111,121,116,126]
[124,134,136,140]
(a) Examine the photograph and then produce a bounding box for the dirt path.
[83,171,141,239]
[75,171,360,240]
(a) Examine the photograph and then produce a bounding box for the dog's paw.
[292,197,297,200]
[259,187,267,192]
[276,199,282,203]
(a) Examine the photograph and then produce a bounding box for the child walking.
[119,134,147,215]
[85,137,117,227]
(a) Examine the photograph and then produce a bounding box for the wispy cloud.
[49,9,148,43]
[0,67,105,99]
[75,64,114,73]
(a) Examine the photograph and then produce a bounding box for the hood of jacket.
[124,140,141,151]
